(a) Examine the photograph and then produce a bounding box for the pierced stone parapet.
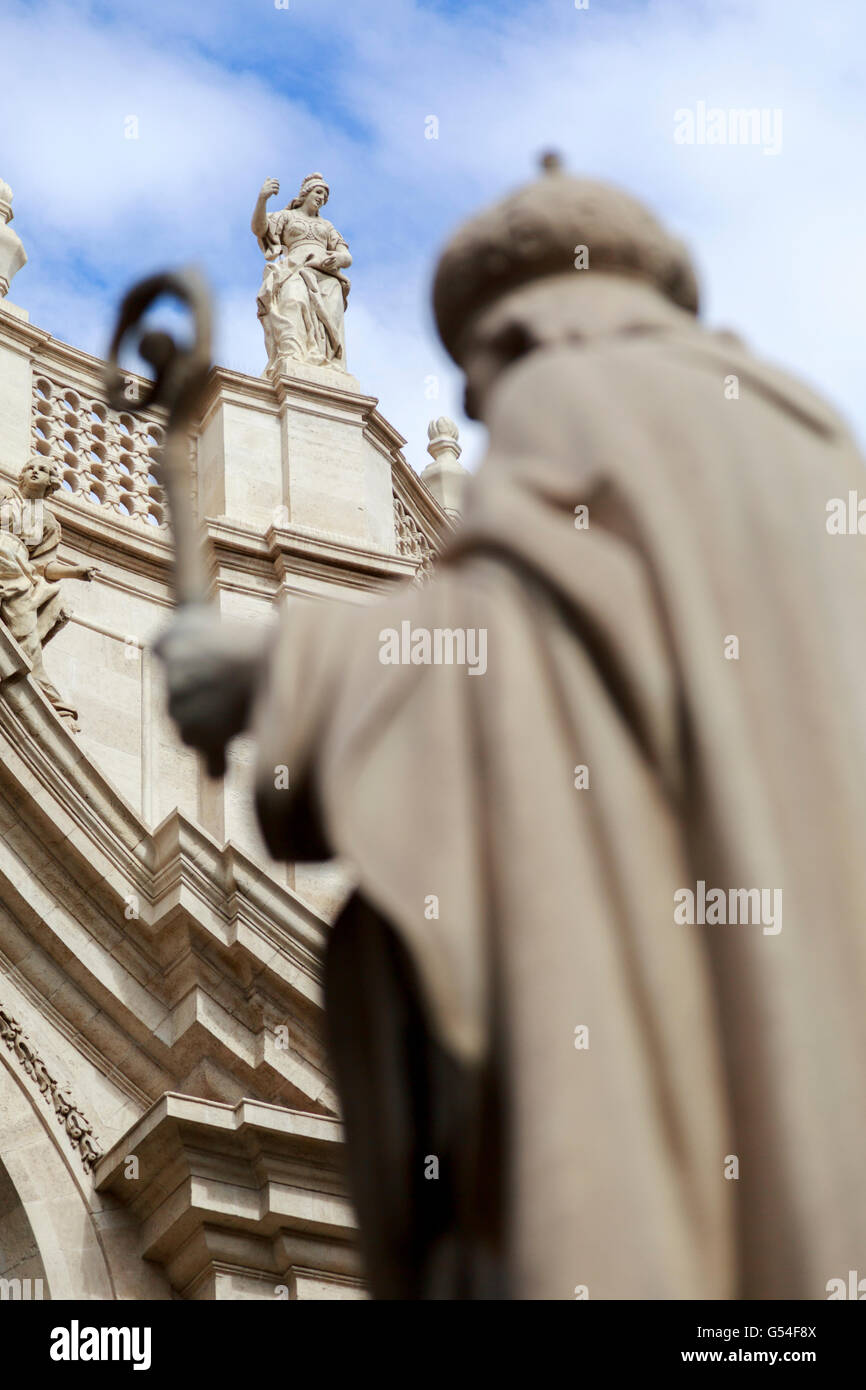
[31,371,168,529]
[393,493,435,581]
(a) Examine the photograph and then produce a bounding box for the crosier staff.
[104,270,228,778]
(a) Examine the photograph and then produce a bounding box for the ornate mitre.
[432,153,699,363]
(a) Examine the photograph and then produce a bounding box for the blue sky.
[1,0,864,471]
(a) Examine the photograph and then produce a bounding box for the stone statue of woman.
[251,172,352,376]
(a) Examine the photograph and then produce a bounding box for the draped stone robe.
[253,273,866,1300]
[256,208,349,370]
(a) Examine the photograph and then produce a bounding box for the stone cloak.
[253,274,866,1299]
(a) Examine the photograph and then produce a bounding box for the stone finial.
[426,415,461,461]
[0,179,27,299]
[421,416,469,518]
[539,150,564,175]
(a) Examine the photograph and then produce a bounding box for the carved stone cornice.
[0,620,337,1113]
[0,303,50,354]
[93,1093,362,1299]
[262,520,418,594]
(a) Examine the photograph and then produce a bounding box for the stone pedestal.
[265,358,361,394]
[420,416,469,518]
[196,365,397,553]
[192,362,421,891]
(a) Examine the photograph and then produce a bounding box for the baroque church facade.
[0,175,466,1299]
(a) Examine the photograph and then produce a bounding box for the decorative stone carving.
[0,458,99,728]
[393,493,435,581]
[421,416,469,518]
[252,173,352,377]
[0,179,27,300]
[31,372,168,528]
[427,415,461,455]
[0,998,103,1170]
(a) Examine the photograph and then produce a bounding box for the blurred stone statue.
[252,172,352,375]
[157,156,866,1299]
[0,458,98,728]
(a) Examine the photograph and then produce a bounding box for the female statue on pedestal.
[251,172,352,375]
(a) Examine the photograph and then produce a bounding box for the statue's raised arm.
[251,176,280,246]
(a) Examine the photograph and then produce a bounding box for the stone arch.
[0,1046,114,1299]
[0,1157,48,1295]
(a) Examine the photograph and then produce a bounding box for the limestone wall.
[0,292,450,1299]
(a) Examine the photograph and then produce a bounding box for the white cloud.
[1,0,865,472]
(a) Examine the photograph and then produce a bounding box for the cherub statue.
[251,172,352,374]
[0,458,98,728]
